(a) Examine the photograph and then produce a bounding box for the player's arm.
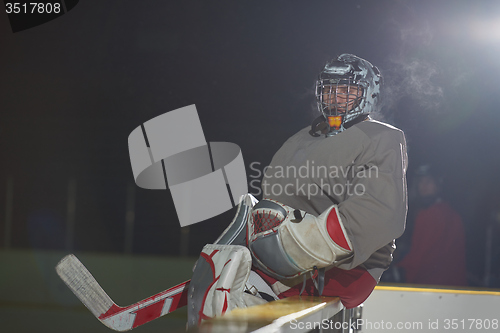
[336,129,408,270]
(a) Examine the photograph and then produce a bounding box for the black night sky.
[1,0,500,286]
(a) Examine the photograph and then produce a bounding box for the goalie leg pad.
[187,244,265,327]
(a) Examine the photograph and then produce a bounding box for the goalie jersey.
[261,119,408,282]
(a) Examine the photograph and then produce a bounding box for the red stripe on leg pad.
[326,208,351,251]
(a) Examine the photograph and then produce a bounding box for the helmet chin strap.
[309,115,328,137]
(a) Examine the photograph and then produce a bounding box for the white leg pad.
[188,244,266,326]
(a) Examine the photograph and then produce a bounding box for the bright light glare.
[469,18,500,42]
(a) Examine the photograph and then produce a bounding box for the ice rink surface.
[0,250,195,333]
[0,305,188,333]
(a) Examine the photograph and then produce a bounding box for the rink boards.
[362,285,500,333]
[193,285,500,333]
[192,296,345,333]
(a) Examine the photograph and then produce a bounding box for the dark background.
[1,0,500,287]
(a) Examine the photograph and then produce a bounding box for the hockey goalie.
[188,54,408,326]
[56,54,407,331]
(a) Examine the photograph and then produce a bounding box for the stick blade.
[56,254,115,318]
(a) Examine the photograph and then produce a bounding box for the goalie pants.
[254,266,377,309]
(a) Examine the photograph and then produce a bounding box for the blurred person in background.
[397,164,467,286]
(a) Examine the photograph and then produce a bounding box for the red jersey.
[398,201,466,286]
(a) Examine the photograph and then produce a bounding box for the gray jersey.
[261,119,408,282]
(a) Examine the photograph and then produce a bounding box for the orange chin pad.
[328,116,342,130]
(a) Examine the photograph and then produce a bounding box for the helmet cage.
[315,78,367,118]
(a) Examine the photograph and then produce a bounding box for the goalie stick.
[56,254,189,331]
[56,194,256,330]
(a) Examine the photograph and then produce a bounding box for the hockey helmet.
[315,54,382,135]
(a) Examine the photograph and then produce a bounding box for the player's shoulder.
[286,126,319,142]
[354,118,405,140]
